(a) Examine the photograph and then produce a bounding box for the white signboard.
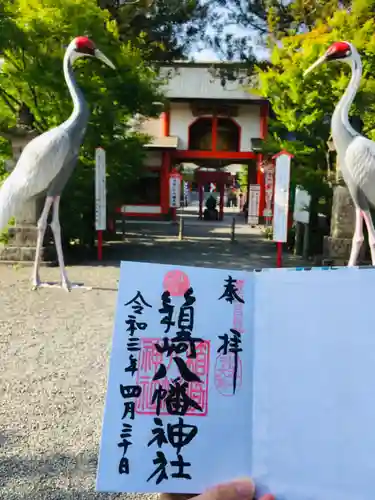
[169,174,181,208]
[273,153,291,242]
[293,186,311,224]
[248,184,260,225]
[95,147,106,231]
[97,261,252,493]
[263,165,274,218]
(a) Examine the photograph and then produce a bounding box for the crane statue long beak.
[304,54,327,76]
[95,48,116,70]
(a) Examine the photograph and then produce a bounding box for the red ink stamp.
[232,280,245,335]
[136,338,210,416]
[163,270,190,297]
[214,278,244,396]
[214,353,242,396]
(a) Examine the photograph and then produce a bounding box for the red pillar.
[219,183,224,221]
[257,154,265,218]
[199,183,203,219]
[97,230,103,261]
[257,102,268,219]
[277,242,283,268]
[160,111,171,216]
[161,110,170,137]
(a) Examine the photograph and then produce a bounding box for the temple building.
[118,61,269,220]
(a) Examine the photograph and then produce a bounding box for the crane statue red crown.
[305,41,375,267]
[0,36,115,291]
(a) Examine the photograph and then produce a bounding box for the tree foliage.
[0,0,164,245]
[207,0,353,61]
[101,0,211,62]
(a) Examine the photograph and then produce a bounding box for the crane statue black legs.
[32,195,91,291]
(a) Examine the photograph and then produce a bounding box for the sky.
[192,47,220,61]
[188,10,270,63]
[192,44,270,62]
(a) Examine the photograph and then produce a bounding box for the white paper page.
[97,261,254,493]
[252,267,375,500]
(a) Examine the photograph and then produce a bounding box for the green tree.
[101,0,211,62]
[207,0,353,61]
[257,0,375,171]
[0,136,13,243]
[238,165,248,191]
[0,0,164,246]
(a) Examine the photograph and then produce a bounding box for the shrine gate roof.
[158,61,267,103]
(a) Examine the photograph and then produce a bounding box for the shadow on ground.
[108,238,277,270]
[67,231,305,271]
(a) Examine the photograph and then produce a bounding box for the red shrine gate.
[194,170,233,220]
[116,61,269,221]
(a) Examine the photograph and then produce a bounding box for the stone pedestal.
[0,197,53,263]
[323,184,363,265]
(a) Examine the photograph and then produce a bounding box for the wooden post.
[97,230,103,261]
[172,207,177,223]
[122,217,126,240]
[219,183,224,221]
[178,216,184,241]
[198,183,203,219]
[294,221,303,256]
[276,241,283,267]
[303,223,309,259]
[230,217,236,243]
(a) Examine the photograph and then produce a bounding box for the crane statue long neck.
[62,48,89,129]
[331,48,362,158]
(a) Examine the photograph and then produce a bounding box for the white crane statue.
[0,36,115,291]
[304,41,375,267]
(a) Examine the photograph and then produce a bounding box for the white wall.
[134,65,266,153]
[169,102,262,151]
[136,100,263,154]
[237,104,262,151]
[139,117,162,139]
[159,66,260,101]
[169,103,194,150]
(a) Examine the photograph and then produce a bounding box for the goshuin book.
[97,261,375,500]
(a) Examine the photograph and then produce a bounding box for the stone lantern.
[0,123,49,262]
[323,137,358,265]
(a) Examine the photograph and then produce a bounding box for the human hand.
[160,477,275,500]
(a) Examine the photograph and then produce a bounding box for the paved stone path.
[0,221,305,499]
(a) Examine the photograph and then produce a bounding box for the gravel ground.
[0,265,151,499]
[0,228,306,499]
